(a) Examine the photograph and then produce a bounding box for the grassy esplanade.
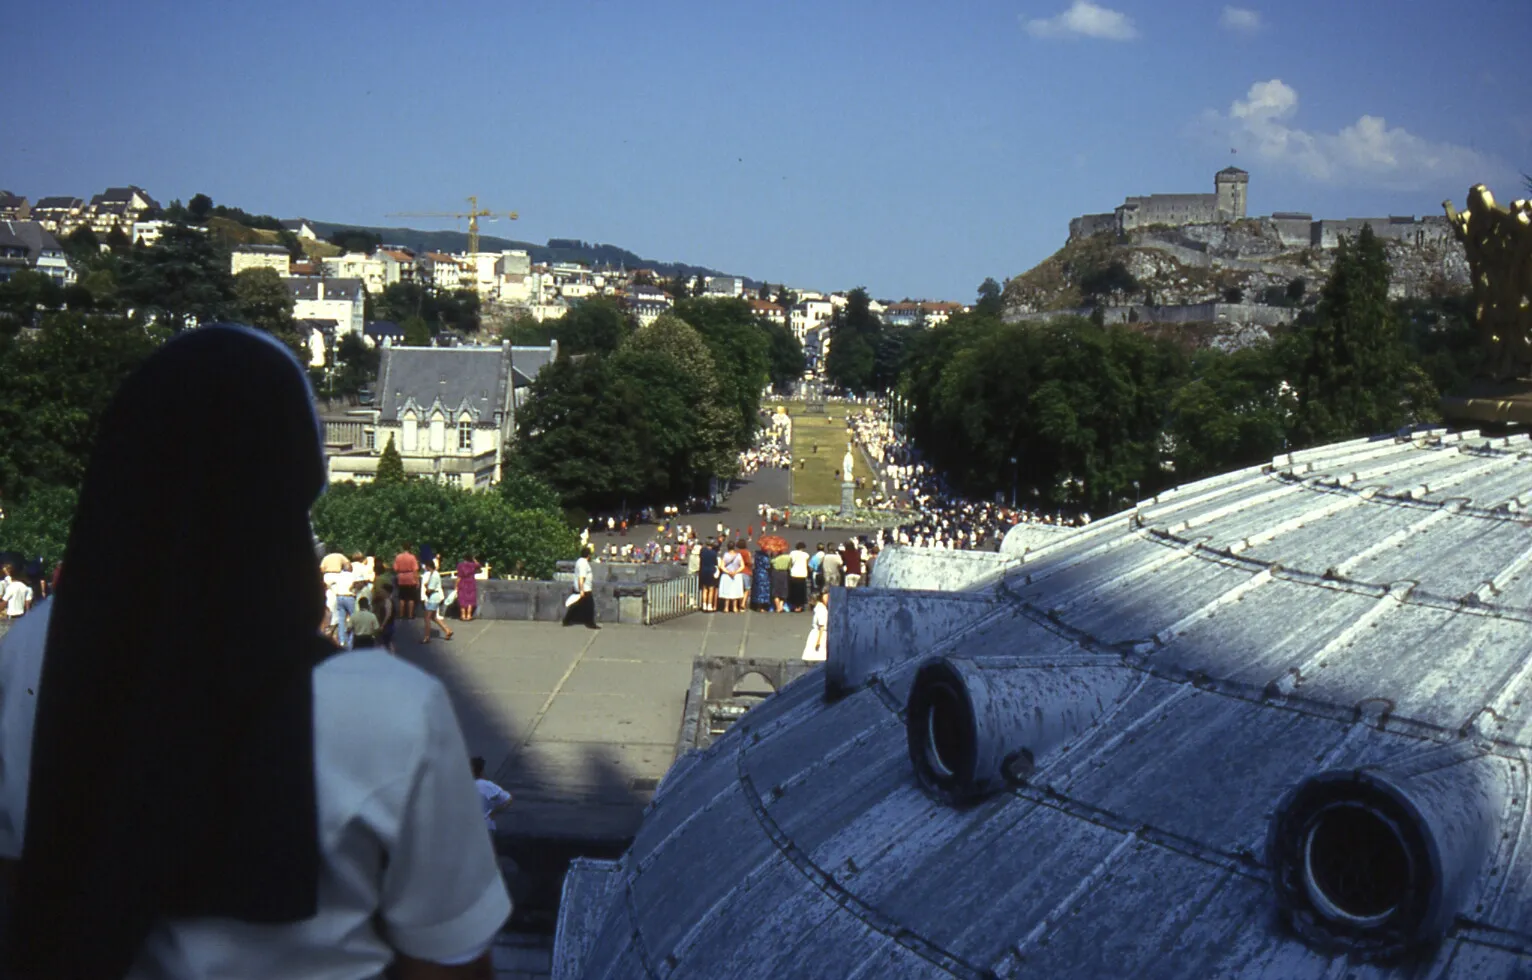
[783,402,868,506]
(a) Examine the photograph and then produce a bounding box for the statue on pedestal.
[843,446,855,484]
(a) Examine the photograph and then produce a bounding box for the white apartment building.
[286,277,365,338]
[321,252,387,293]
[789,297,833,341]
[230,243,292,276]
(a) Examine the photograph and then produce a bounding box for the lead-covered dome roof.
[560,428,1532,978]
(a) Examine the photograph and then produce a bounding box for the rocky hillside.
[1003,218,1469,316]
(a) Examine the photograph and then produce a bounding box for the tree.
[498,459,564,514]
[402,315,431,346]
[512,356,652,509]
[311,479,577,579]
[328,228,382,253]
[277,228,305,260]
[975,277,1004,317]
[119,223,235,330]
[762,320,805,391]
[0,270,66,333]
[825,287,881,393]
[0,312,163,503]
[671,297,770,448]
[233,267,298,344]
[188,193,213,222]
[1294,225,1428,444]
[499,310,557,346]
[1078,261,1139,302]
[63,226,101,265]
[0,483,77,571]
[557,297,631,355]
[333,332,380,396]
[773,285,798,307]
[375,434,405,486]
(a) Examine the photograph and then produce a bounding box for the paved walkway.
[582,465,795,555]
[390,605,814,842]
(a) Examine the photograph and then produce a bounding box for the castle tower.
[1215,166,1248,220]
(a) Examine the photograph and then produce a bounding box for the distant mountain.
[305,221,739,283]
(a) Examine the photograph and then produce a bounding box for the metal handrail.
[643,574,699,625]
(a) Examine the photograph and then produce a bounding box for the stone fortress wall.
[1068,169,1451,249]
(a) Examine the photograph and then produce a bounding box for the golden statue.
[1443,185,1532,381]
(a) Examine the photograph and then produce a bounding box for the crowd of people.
[844,404,1093,551]
[317,544,493,651]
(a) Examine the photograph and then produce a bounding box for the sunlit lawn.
[783,402,870,505]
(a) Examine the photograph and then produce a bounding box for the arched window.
[402,411,418,452]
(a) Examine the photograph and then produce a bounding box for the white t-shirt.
[788,550,809,578]
[3,580,32,617]
[574,557,592,594]
[0,621,510,979]
[476,778,512,830]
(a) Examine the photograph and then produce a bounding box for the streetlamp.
[1009,456,1018,510]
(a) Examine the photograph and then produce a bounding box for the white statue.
[843,447,855,483]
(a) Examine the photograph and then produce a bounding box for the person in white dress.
[802,591,829,661]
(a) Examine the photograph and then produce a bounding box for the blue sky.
[4,0,1528,301]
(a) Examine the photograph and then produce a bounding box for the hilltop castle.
[1068,168,1451,250]
[1071,167,1249,239]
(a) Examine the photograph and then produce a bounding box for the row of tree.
[887,226,1477,513]
[507,297,803,511]
[310,466,578,580]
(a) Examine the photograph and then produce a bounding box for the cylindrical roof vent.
[905,656,1131,804]
[1267,751,1504,959]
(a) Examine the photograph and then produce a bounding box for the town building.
[230,243,292,276]
[321,252,387,293]
[789,297,834,341]
[130,219,172,247]
[704,275,744,298]
[30,197,85,234]
[324,341,557,488]
[281,218,319,241]
[285,277,365,338]
[363,320,405,349]
[747,299,786,327]
[0,221,73,285]
[86,186,160,236]
[0,193,29,221]
[626,285,674,327]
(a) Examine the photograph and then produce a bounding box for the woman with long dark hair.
[1,326,508,979]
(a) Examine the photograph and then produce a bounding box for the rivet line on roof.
[1000,833,1139,975]
[621,878,664,979]
[732,756,991,979]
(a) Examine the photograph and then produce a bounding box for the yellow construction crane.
[385,196,518,254]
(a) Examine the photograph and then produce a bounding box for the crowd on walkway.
[318,545,492,650]
[844,404,1093,550]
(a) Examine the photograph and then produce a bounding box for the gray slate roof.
[33,197,81,211]
[285,277,364,302]
[377,346,513,425]
[563,426,1532,978]
[0,221,63,260]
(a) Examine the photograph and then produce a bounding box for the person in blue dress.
[750,547,773,611]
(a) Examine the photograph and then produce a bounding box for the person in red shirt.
[393,545,420,623]
[840,541,863,588]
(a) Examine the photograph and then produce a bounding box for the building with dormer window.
[324,341,557,488]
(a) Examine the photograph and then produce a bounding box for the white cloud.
[1025,1,1138,41]
[1212,78,1505,190]
[1219,6,1263,34]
